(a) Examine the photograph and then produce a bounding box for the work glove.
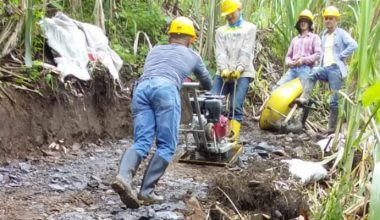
[221,69,231,81]
[230,70,241,80]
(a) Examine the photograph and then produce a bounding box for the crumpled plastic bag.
[39,12,122,82]
[282,159,327,184]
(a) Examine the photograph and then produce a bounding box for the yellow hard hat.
[323,6,341,17]
[221,0,242,17]
[299,9,314,21]
[168,16,196,38]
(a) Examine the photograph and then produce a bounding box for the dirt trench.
[209,121,320,220]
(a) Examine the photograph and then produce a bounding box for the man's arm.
[285,39,295,66]
[339,30,358,60]
[193,54,212,90]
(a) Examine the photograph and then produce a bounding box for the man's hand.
[221,69,231,81]
[288,61,295,68]
[230,70,241,80]
[293,58,303,66]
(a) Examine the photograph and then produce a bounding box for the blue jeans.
[131,77,181,162]
[309,64,342,108]
[274,65,311,89]
[210,76,251,122]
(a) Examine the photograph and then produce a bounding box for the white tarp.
[282,159,328,184]
[39,12,122,82]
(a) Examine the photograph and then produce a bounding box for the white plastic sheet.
[39,12,122,82]
[282,159,328,184]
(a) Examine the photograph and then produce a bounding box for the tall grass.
[69,0,82,16]
[94,0,105,32]
[270,0,327,61]
[315,0,380,219]
[24,0,33,68]
[203,0,217,62]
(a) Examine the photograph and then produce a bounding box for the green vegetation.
[106,1,167,66]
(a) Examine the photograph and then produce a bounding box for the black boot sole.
[111,179,140,209]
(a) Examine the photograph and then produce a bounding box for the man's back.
[141,44,211,90]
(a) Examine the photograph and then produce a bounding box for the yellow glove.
[221,69,231,81]
[230,70,241,80]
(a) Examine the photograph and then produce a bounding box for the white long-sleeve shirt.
[215,20,257,78]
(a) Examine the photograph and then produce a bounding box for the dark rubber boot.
[138,154,169,204]
[328,107,339,134]
[285,119,303,133]
[111,148,142,208]
[285,109,306,133]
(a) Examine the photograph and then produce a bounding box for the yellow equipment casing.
[259,78,303,130]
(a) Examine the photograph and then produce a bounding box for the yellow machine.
[259,78,303,130]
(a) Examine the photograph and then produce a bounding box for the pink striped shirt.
[285,32,321,67]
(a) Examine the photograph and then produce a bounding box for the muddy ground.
[0,72,324,220]
[0,139,212,220]
[0,126,322,220]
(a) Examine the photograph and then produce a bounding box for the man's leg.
[229,77,251,142]
[272,68,297,91]
[326,65,343,133]
[211,75,229,95]
[297,65,312,87]
[286,67,325,133]
[284,65,313,132]
[112,82,156,208]
[298,67,326,103]
[138,81,180,203]
[131,85,157,158]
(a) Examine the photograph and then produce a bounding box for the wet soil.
[0,121,322,220]
[0,72,323,219]
[0,139,214,220]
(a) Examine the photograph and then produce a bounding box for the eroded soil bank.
[0,72,132,163]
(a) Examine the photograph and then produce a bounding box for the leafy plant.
[315,0,380,219]
[24,0,34,67]
[24,60,43,82]
[107,0,167,70]
[45,72,55,89]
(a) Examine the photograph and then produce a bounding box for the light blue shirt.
[320,27,358,77]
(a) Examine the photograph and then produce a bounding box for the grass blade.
[24,0,33,68]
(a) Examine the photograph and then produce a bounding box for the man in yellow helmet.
[111,16,212,208]
[272,9,321,132]
[274,10,321,89]
[299,6,357,134]
[211,0,257,143]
